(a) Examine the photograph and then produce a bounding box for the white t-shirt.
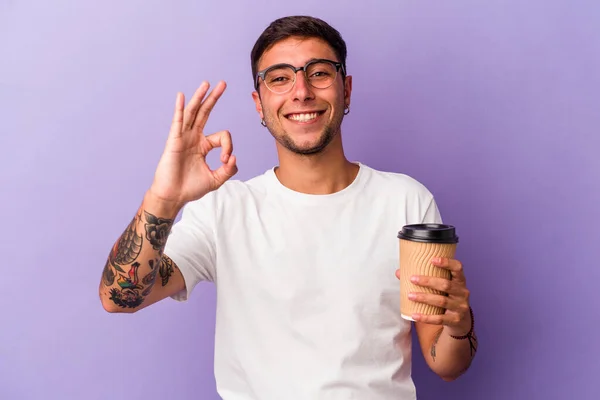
[165,162,443,400]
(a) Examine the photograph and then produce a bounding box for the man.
[99,15,478,399]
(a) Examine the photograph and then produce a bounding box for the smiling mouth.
[284,111,325,123]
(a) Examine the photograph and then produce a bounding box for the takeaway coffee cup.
[397,224,459,321]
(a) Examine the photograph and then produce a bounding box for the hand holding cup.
[400,256,472,336]
[395,224,472,335]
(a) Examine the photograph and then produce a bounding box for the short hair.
[250,16,347,89]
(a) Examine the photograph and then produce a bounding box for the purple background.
[1,1,599,399]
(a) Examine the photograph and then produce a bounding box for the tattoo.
[467,331,479,357]
[104,210,174,309]
[159,254,175,286]
[109,213,143,271]
[144,211,173,251]
[109,262,144,308]
[142,259,159,286]
[455,332,479,375]
[109,288,144,308]
[102,259,116,286]
[108,260,155,309]
[431,329,443,362]
[116,262,142,291]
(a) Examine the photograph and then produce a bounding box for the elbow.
[438,366,471,382]
[99,292,140,314]
[100,295,119,313]
[101,303,120,314]
[99,289,126,314]
[441,375,459,382]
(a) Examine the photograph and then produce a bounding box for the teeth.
[288,112,319,122]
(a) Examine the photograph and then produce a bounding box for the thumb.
[211,155,238,188]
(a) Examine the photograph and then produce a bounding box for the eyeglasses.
[255,58,345,94]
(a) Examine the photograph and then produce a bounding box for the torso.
[207,163,437,399]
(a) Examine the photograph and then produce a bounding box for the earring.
[344,105,350,115]
[260,119,266,127]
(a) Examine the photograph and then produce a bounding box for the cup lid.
[397,224,459,244]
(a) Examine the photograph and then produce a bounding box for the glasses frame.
[255,58,346,93]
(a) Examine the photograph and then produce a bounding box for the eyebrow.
[261,58,335,71]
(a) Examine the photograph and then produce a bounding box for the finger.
[409,275,462,296]
[411,313,449,325]
[431,257,466,282]
[412,311,465,327]
[193,81,227,131]
[408,292,461,311]
[168,92,185,139]
[183,82,211,131]
[211,154,238,187]
[205,130,233,163]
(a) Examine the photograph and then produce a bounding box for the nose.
[291,70,315,102]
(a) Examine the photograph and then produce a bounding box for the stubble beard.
[264,108,345,156]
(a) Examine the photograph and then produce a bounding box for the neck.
[274,135,359,195]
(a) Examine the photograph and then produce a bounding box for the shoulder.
[182,169,273,214]
[359,163,441,223]
[215,169,272,200]
[361,163,435,202]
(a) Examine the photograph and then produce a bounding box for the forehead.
[258,36,338,70]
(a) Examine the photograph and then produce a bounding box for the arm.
[397,257,478,380]
[99,192,185,313]
[98,81,237,312]
[415,311,478,381]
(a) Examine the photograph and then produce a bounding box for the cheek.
[262,97,285,117]
[328,89,345,107]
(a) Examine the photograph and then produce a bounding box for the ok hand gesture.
[149,81,238,209]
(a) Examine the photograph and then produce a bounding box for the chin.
[280,131,335,155]
[291,144,327,155]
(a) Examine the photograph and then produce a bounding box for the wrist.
[445,307,475,339]
[143,190,183,220]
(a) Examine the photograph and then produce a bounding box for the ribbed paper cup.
[398,224,459,321]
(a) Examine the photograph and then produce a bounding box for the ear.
[343,75,352,108]
[252,91,264,120]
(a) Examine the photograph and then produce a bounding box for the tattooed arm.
[99,191,185,313]
[99,81,238,312]
[414,321,478,381]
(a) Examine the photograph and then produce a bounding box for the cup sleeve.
[164,195,217,302]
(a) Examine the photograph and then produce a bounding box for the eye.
[306,62,337,80]
[310,70,331,78]
[269,76,290,83]
[265,66,295,86]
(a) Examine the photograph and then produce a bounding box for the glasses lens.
[306,61,337,89]
[264,66,296,93]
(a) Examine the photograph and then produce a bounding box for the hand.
[148,81,238,210]
[395,257,472,335]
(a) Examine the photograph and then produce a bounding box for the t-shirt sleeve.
[164,194,217,302]
[421,196,444,225]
